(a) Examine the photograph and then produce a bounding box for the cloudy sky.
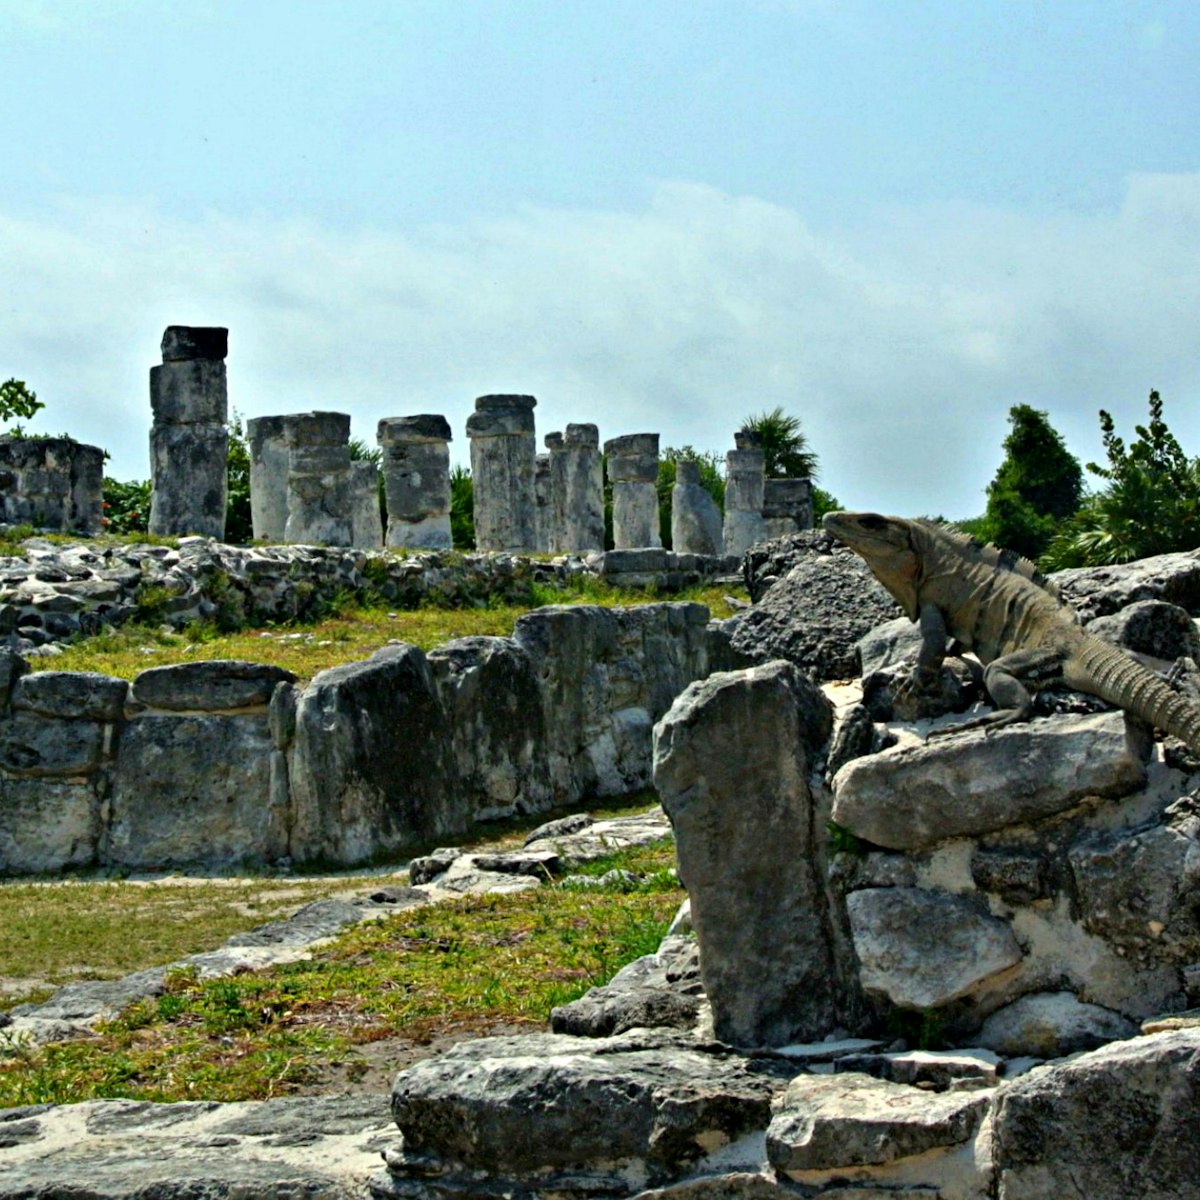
[2,0,1198,518]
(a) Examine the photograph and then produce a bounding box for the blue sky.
[2,0,1198,517]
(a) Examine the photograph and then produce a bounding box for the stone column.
[0,437,104,533]
[281,412,353,547]
[465,394,537,553]
[671,459,723,555]
[723,430,766,556]
[604,433,661,550]
[762,478,814,538]
[377,415,453,550]
[246,416,289,542]
[535,435,559,554]
[148,326,229,539]
[554,423,605,554]
[350,460,384,549]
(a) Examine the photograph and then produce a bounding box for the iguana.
[822,510,1200,754]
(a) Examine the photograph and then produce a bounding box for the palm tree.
[739,407,819,479]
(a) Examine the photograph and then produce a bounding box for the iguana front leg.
[890,604,955,718]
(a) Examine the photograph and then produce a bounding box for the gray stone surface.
[288,643,457,865]
[1088,597,1200,663]
[554,423,605,553]
[107,712,282,868]
[607,433,661,550]
[130,660,296,711]
[1068,799,1200,966]
[978,991,1138,1058]
[350,459,383,549]
[387,1029,793,1178]
[671,461,724,556]
[0,775,100,873]
[160,325,228,361]
[246,415,290,542]
[377,415,453,550]
[834,1047,1002,1091]
[831,711,1148,851]
[722,446,766,557]
[768,1070,993,1171]
[729,533,902,679]
[10,669,127,720]
[991,1029,1200,1199]
[761,477,813,534]
[149,359,228,425]
[0,1094,397,1200]
[0,708,105,776]
[148,421,228,539]
[282,412,354,547]
[654,661,858,1046]
[846,887,1024,1009]
[467,394,538,552]
[766,1072,992,1172]
[0,436,105,534]
[427,635,550,819]
[1054,549,1200,621]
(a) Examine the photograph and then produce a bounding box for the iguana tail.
[1065,636,1200,755]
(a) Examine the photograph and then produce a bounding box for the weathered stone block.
[426,636,550,819]
[654,661,856,1046]
[160,325,228,361]
[131,661,297,712]
[11,671,127,721]
[846,887,1023,1009]
[0,711,105,777]
[246,415,289,542]
[107,712,280,868]
[0,775,100,873]
[149,361,228,425]
[831,711,1147,850]
[978,991,1137,1058]
[148,423,228,539]
[991,1029,1200,1199]
[288,644,457,865]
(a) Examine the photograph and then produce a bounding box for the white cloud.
[3,175,1199,518]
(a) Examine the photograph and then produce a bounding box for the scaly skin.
[822,510,1200,753]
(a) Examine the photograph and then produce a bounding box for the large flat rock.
[831,711,1147,850]
[0,1094,397,1199]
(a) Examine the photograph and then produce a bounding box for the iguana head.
[821,511,921,619]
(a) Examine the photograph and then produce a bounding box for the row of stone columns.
[146,328,811,553]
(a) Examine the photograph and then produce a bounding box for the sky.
[2,0,1198,518]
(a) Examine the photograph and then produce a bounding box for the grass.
[38,583,746,683]
[0,840,682,1106]
[0,878,362,1011]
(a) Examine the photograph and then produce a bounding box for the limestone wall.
[0,602,735,875]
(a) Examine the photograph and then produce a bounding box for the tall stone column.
[554,423,605,554]
[246,416,289,542]
[762,478,814,538]
[535,434,560,554]
[282,412,353,547]
[148,326,229,539]
[723,430,766,556]
[671,459,724,555]
[350,460,384,549]
[604,433,661,549]
[466,394,537,553]
[377,415,453,550]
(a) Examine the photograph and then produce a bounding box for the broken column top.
[603,433,659,458]
[544,431,564,451]
[734,428,763,450]
[564,423,599,448]
[161,326,229,363]
[675,460,702,486]
[475,394,537,413]
[281,411,351,446]
[378,415,453,445]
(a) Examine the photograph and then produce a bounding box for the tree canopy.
[739,407,819,480]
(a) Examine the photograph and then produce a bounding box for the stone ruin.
[0,435,103,534]
[148,326,229,539]
[4,537,1200,1197]
[0,325,814,556]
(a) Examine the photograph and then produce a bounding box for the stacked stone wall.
[0,601,733,874]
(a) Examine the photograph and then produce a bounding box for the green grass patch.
[0,843,682,1106]
[0,878,357,1010]
[39,585,746,683]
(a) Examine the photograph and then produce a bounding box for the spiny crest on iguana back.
[919,518,1063,602]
